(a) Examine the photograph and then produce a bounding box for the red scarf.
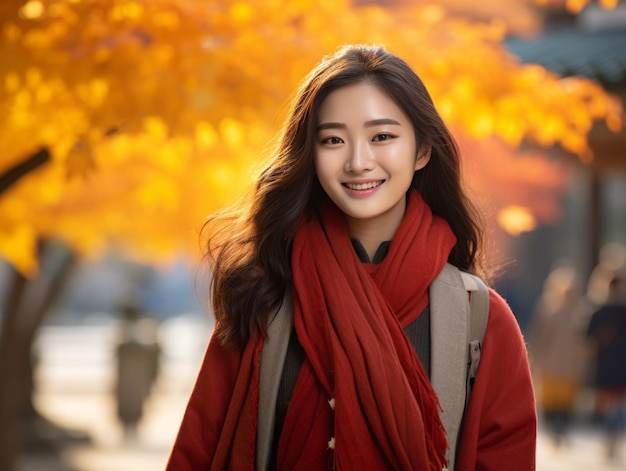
[276,191,456,470]
[211,191,456,470]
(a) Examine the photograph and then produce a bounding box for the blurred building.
[506,3,626,270]
[503,3,626,324]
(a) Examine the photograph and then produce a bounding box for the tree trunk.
[0,267,28,471]
[0,147,54,470]
[0,240,80,471]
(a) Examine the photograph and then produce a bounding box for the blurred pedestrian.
[115,302,161,440]
[587,272,626,461]
[529,266,593,446]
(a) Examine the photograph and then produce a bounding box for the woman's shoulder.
[485,287,526,338]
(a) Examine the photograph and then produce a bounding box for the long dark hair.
[204,44,486,346]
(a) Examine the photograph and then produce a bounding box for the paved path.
[18,319,626,471]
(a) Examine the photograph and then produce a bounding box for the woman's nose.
[345,141,374,173]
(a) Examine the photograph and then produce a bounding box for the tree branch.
[0,148,51,197]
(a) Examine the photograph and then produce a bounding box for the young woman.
[166,44,536,471]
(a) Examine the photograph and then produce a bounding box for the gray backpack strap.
[257,291,293,471]
[459,271,489,407]
[430,264,470,470]
[430,264,489,470]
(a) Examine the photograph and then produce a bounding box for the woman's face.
[314,82,430,236]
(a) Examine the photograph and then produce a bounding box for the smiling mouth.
[343,180,384,190]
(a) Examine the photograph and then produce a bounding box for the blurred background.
[1,0,625,470]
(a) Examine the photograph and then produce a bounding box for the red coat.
[455,290,537,470]
[166,288,536,470]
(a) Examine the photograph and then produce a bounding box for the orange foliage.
[458,130,574,262]
[534,0,621,13]
[0,0,622,274]
[387,0,544,35]
[460,130,573,220]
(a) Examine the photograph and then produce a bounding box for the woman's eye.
[322,136,343,145]
[373,133,394,142]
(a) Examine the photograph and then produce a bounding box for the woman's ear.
[414,142,431,171]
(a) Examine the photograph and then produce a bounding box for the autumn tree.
[0,0,622,469]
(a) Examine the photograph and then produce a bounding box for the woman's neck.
[344,199,407,260]
[347,218,401,261]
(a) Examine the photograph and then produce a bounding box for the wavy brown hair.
[204,44,487,346]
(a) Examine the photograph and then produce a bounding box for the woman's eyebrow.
[317,118,401,132]
[364,118,401,127]
[317,122,346,131]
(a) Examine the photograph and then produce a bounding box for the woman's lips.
[342,180,384,191]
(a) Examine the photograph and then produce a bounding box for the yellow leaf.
[135,174,179,211]
[25,67,42,87]
[5,72,20,93]
[230,3,253,24]
[153,11,180,30]
[599,0,620,8]
[152,44,174,66]
[143,116,168,140]
[195,121,219,149]
[219,118,245,149]
[0,225,39,277]
[88,79,109,108]
[110,2,145,21]
[66,141,96,179]
[606,112,623,133]
[3,23,22,43]
[19,0,44,20]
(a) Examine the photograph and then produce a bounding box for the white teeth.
[345,181,383,190]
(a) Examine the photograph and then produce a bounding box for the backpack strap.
[430,264,489,470]
[460,271,489,406]
[257,291,293,471]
